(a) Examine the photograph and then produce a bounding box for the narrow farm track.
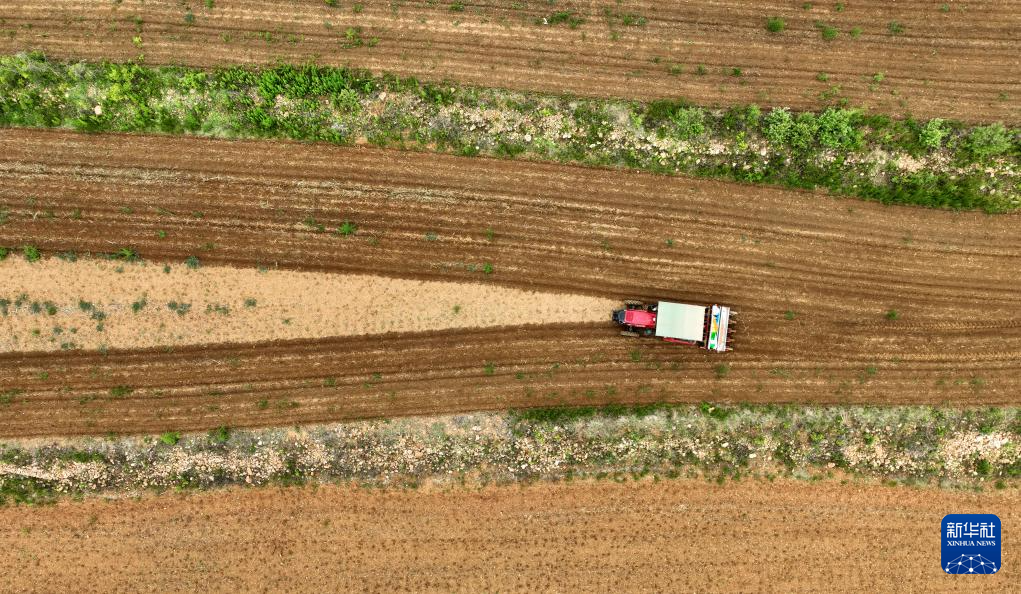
[0,129,1020,436]
[1,0,1018,121]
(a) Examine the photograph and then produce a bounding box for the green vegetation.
[1,404,1017,504]
[0,54,1016,212]
[166,301,192,316]
[160,432,181,445]
[22,245,41,262]
[766,17,786,33]
[336,220,358,236]
[109,385,133,398]
[538,11,584,28]
[817,22,838,40]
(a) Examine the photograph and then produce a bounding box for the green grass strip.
[1,52,1018,211]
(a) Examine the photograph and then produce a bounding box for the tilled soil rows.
[1,1,1018,121]
[1,479,1016,592]
[0,129,1019,436]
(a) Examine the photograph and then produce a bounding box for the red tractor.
[613,300,734,352]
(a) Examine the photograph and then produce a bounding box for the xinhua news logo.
[942,514,1001,575]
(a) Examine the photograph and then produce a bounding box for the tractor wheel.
[620,330,639,338]
[623,299,643,307]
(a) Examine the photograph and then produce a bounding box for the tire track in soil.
[1,0,1018,121]
[0,129,1019,436]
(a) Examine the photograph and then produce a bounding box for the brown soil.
[1,479,1017,592]
[1,1,1018,121]
[0,129,1019,436]
[0,258,614,352]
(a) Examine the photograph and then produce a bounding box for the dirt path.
[0,479,1016,592]
[0,129,1019,436]
[0,258,614,352]
[1,1,1018,121]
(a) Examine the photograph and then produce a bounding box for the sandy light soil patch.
[0,479,1016,592]
[0,258,615,352]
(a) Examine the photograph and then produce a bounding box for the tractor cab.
[612,301,658,337]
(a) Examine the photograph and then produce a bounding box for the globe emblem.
[945,554,998,574]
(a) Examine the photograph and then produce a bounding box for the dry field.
[1,1,1018,121]
[0,258,613,352]
[0,129,1019,436]
[1,478,1017,592]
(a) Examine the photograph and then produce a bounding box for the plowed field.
[1,0,1018,121]
[1,479,1016,592]
[0,129,1019,436]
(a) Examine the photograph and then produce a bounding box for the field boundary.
[1,53,1017,211]
[1,404,1018,505]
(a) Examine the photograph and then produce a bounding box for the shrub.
[887,21,904,34]
[184,255,201,269]
[766,17,786,33]
[483,362,495,375]
[762,108,794,145]
[885,309,899,320]
[966,123,1012,160]
[819,24,838,40]
[160,432,181,445]
[790,112,820,150]
[714,363,731,379]
[918,118,949,150]
[670,107,706,139]
[816,108,863,150]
